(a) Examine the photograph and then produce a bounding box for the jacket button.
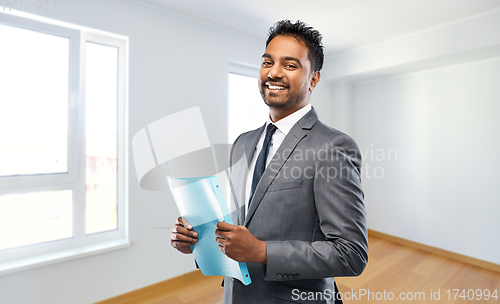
[276,273,282,279]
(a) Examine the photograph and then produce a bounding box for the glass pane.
[0,24,69,177]
[85,42,118,234]
[228,73,268,143]
[0,190,73,251]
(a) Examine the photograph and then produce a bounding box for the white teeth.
[267,85,286,90]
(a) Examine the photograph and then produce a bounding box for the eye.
[285,64,297,69]
[262,61,272,67]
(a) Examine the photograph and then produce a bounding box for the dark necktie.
[249,123,277,205]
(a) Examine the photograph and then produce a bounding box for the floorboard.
[103,235,500,303]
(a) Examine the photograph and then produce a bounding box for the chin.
[263,94,288,107]
[263,99,288,109]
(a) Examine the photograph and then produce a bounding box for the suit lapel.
[244,124,265,168]
[234,124,265,225]
[244,108,319,226]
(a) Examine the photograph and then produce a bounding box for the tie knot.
[265,123,277,138]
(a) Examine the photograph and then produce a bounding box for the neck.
[269,101,309,122]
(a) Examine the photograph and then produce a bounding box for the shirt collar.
[266,103,312,136]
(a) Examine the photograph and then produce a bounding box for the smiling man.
[259,34,320,121]
[171,20,368,304]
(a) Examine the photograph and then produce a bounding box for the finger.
[171,232,198,243]
[216,221,234,231]
[176,217,193,230]
[171,240,195,248]
[171,240,194,253]
[218,244,226,254]
[214,229,230,240]
[171,237,196,249]
[175,217,184,227]
[172,225,198,238]
[215,237,226,246]
[214,228,223,237]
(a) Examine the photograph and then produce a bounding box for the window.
[228,63,268,144]
[0,12,128,275]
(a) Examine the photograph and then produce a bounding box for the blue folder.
[167,175,251,286]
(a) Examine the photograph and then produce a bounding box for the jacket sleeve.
[264,134,368,280]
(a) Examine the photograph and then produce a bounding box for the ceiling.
[135,0,500,57]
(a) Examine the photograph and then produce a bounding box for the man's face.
[258,35,317,112]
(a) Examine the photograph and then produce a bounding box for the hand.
[171,217,198,254]
[215,222,267,263]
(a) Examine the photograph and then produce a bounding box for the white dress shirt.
[244,103,312,216]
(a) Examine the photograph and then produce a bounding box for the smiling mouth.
[266,84,287,90]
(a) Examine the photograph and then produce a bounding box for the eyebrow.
[262,54,302,66]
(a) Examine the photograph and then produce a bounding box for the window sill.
[0,238,130,276]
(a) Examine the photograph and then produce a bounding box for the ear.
[309,71,321,92]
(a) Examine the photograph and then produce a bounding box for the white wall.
[322,9,500,82]
[0,1,264,303]
[353,58,500,265]
[316,8,500,267]
[310,79,336,128]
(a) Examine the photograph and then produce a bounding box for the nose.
[268,64,284,80]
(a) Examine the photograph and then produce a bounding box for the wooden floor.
[336,236,500,303]
[107,235,500,303]
[142,274,225,304]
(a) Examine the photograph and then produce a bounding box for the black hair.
[266,20,324,72]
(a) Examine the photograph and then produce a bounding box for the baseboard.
[369,229,500,273]
[94,269,204,304]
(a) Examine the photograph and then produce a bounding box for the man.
[171,20,368,304]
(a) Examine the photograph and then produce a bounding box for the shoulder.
[232,123,265,146]
[310,121,361,155]
[229,126,263,165]
[232,129,253,146]
[305,121,363,173]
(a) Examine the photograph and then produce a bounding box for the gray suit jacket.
[223,108,368,304]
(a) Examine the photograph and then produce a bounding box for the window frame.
[0,12,129,276]
[227,61,267,143]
